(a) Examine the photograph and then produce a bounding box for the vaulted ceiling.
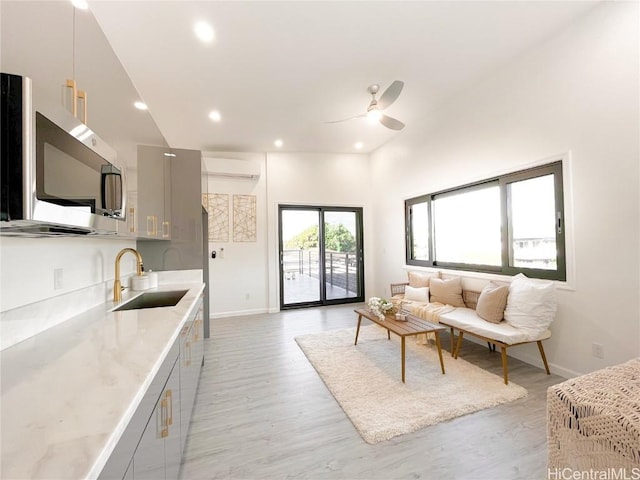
[90,1,599,154]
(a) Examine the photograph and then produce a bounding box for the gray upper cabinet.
[1,2,74,110]
[136,146,172,240]
[1,0,167,237]
[137,148,204,270]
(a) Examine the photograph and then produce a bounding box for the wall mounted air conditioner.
[204,157,261,179]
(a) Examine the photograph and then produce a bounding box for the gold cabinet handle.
[185,341,191,367]
[146,215,158,236]
[65,79,78,117]
[194,319,201,341]
[159,397,169,438]
[77,89,87,124]
[166,389,173,427]
[162,220,170,238]
[128,207,136,233]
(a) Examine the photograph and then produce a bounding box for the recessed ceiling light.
[71,0,88,10]
[134,101,148,111]
[164,152,177,157]
[354,142,363,150]
[194,21,215,43]
[274,139,283,148]
[208,110,222,122]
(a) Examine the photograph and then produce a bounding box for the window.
[433,183,501,267]
[406,196,430,261]
[405,161,565,280]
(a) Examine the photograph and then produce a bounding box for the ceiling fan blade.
[379,114,405,131]
[377,80,404,110]
[324,113,366,124]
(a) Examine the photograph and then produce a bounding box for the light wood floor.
[179,304,565,480]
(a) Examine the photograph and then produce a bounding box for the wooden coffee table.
[354,308,446,383]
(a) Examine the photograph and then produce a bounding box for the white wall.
[0,237,138,312]
[265,152,373,311]
[0,236,138,348]
[203,152,372,316]
[203,153,269,318]
[369,1,639,377]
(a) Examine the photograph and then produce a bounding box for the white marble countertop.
[0,274,205,479]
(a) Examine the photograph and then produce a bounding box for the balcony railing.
[283,249,358,295]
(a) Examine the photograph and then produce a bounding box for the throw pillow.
[476,282,509,323]
[429,277,466,307]
[408,270,440,288]
[404,286,429,303]
[503,273,556,335]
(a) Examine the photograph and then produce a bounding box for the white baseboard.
[210,308,269,319]
[507,348,581,380]
[462,335,580,381]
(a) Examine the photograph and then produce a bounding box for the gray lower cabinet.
[180,297,205,450]
[98,298,204,480]
[133,356,181,479]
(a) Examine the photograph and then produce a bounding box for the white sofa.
[391,272,554,384]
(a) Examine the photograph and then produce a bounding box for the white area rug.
[295,325,528,444]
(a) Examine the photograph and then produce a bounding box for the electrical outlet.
[54,268,63,290]
[592,342,604,359]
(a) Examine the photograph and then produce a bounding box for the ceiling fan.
[327,80,405,130]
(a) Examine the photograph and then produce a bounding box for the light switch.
[54,268,63,290]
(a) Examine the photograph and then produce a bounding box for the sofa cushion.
[504,273,556,336]
[405,286,429,303]
[408,271,439,288]
[439,308,551,345]
[430,277,466,307]
[476,282,509,323]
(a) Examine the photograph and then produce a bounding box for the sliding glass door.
[323,210,361,301]
[280,209,322,305]
[279,205,364,309]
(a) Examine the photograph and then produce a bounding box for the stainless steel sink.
[113,290,188,312]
